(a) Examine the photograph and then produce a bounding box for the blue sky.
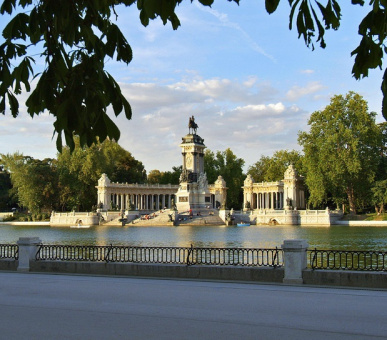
[0,1,384,172]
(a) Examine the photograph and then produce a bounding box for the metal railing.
[309,249,387,271]
[35,244,283,267]
[0,244,18,260]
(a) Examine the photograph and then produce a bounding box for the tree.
[0,165,15,211]
[1,0,386,153]
[248,150,303,182]
[147,166,181,184]
[1,153,58,213]
[298,92,382,214]
[147,170,162,184]
[204,148,245,209]
[56,137,144,211]
[110,153,147,184]
[371,180,387,215]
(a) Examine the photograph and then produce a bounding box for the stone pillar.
[156,195,160,210]
[17,237,42,272]
[162,195,166,209]
[281,239,309,284]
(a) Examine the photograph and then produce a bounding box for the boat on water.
[70,224,90,229]
[237,223,250,227]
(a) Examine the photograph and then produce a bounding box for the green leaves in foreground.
[0,0,134,151]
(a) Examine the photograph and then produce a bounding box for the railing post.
[281,239,309,284]
[17,237,42,272]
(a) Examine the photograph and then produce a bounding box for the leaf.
[0,0,15,14]
[265,0,281,14]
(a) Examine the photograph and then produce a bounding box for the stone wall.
[50,212,100,226]
[231,209,343,226]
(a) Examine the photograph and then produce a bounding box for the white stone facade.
[243,164,305,211]
[96,174,179,211]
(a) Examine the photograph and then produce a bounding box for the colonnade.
[249,192,284,210]
[109,193,175,211]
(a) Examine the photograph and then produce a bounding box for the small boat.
[237,223,250,227]
[70,222,90,229]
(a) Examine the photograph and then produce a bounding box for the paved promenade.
[0,272,386,339]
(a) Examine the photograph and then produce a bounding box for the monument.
[175,116,213,211]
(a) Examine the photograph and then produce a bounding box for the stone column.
[281,239,309,284]
[17,237,42,272]
[162,195,166,209]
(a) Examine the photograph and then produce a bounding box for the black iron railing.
[35,244,283,267]
[0,244,19,260]
[309,249,387,271]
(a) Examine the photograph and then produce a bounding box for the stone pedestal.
[281,239,308,284]
[17,237,41,272]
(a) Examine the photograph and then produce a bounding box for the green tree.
[248,150,303,182]
[110,153,146,184]
[147,166,182,185]
[371,180,387,214]
[1,0,386,152]
[204,148,245,209]
[147,170,162,184]
[298,92,382,214]
[1,153,58,213]
[0,165,15,211]
[56,137,143,211]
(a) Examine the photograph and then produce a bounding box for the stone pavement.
[0,272,386,339]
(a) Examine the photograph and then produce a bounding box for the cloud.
[286,81,326,101]
[301,69,315,75]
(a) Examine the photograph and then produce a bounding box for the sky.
[0,1,385,172]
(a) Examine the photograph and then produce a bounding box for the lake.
[1,224,387,250]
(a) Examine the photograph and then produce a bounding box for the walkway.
[0,272,386,339]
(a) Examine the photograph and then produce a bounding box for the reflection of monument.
[175,117,226,211]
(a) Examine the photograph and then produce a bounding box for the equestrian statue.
[188,115,198,134]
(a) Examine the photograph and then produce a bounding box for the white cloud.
[286,81,326,101]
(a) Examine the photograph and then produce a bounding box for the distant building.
[242,164,306,210]
[96,117,227,211]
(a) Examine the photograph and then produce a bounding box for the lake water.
[1,224,387,250]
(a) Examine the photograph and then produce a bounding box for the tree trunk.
[346,185,357,214]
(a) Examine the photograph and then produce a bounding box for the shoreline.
[1,221,387,227]
[0,222,50,226]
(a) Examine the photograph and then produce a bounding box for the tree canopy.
[298,91,382,213]
[204,148,245,209]
[1,0,386,153]
[247,150,303,182]
[1,138,146,212]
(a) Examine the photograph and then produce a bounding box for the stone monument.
[175,117,212,211]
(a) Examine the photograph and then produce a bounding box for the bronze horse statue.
[188,116,198,134]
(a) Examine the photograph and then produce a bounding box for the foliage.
[56,137,145,211]
[0,164,15,211]
[1,0,386,154]
[147,166,182,185]
[247,150,303,182]
[371,180,387,214]
[298,92,382,213]
[1,139,145,212]
[1,153,58,213]
[204,148,245,209]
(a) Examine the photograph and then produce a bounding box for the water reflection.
[0,224,387,250]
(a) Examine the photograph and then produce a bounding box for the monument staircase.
[176,209,225,226]
[129,209,174,226]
